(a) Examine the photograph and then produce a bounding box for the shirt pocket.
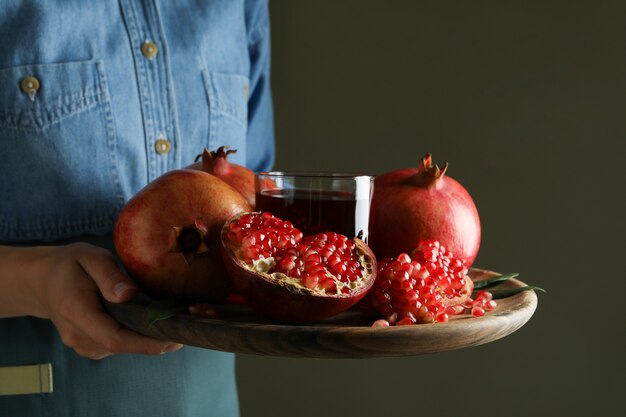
[0,60,124,241]
[202,71,249,167]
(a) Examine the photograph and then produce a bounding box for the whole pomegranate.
[114,169,252,302]
[220,212,377,323]
[369,154,481,266]
[188,146,256,207]
[361,239,485,326]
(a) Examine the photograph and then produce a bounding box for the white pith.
[239,249,372,296]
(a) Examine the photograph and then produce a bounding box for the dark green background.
[236,1,625,416]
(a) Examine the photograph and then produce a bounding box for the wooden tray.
[104,268,538,358]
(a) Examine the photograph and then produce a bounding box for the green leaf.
[146,299,188,328]
[473,272,520,290]
[475,286,547,299]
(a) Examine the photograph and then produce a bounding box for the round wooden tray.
[104,268,538,358]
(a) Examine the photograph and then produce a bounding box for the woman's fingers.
[73,243,139,303]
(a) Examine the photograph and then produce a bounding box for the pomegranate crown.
[418,154,449,180]
[194,146,238,174]
[194,146,238,163]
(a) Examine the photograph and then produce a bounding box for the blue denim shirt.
[0,1,274,416]
[0,0,274,242]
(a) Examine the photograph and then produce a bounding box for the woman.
[0,1,274,415]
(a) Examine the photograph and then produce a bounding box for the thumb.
[77,245,139,303]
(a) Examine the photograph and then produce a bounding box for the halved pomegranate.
[220,212,377,323]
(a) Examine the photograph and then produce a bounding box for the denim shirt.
[0,0,274,242]
[0,1,274,416]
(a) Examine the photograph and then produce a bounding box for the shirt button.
[20,76,40,95]
[141,41,159,59]
[155,138,171,154]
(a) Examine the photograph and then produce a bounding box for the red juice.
[255,189,370,241]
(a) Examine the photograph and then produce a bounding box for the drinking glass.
[255,172,374,242]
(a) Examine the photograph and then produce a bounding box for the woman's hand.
[0,243,183,360]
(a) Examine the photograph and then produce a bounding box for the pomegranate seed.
[242,246,259,260]
[436,312,449,323]
[421,311,435,323]
[451,277,465,290]
[335,240,348,252]
[331,262,347,275]
[280,257,296,271]
[471,306,485,317]
[304,260,320,272]
[348,259,361,271]
[303,274,319,289]
[396,312,416,326]
[475,290,493,301]
[309,264,326,275]
[371,319,390,328]
[393,269,410,282]
[318,246,335,258]
[484,300,497,311]
[452,305,465,315]
[397,253,411,264]
[318,278,337,292]
[327,254,342,267]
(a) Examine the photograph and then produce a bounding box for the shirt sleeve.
[245,0,275,172]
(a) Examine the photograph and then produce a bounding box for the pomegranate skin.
[369,155,481,266]
[113,169,252,302]
[188,146,256,207]
[220,213,378,324]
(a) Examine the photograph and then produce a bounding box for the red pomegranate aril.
[397,253,411,264]
[318,246,334,258]
[318,278,337,292]
[372,319,390,328]
[436,312,449,323]
[472,306,485,317]
[475,290,493,301]
[484,300,497,311]
[451,277,465,290]
[423,277,436,290]
[327,254,342,267]
[348,259,361,271]
[280,257,296,272]
[419,309,435,323]
[397,313,416,326]
[303,274,320,289]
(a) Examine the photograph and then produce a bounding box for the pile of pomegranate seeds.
[467,290,497,317]
[362,240,496,326]
[226,212,366,295]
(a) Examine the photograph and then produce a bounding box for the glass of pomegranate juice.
[255,172,374,242]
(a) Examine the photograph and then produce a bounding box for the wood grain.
[104,268,538,358]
